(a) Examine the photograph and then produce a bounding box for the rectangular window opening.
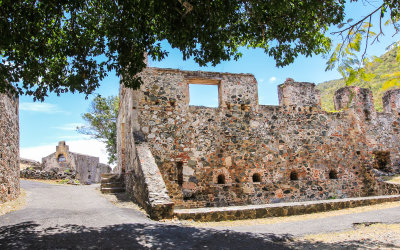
[188,83,219,108]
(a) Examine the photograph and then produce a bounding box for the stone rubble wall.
[118,67,400,210]
[0,92,19,203]
[20,168,77,181]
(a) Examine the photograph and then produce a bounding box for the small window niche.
[373,151,391,172]
[188,79,220,107]
[364,109,371,121]
[329,170,338,179]
[252,173,261,183]
[176,162,183,186]
[290,171,298,181]
[217,174,226,184]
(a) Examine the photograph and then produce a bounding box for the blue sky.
[19,1,400,164]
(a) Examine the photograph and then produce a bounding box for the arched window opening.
[329,170,338,179]
[217,174,225,184]
[57,154,66,162]
[252,173,261,183]
[290,171,298,181]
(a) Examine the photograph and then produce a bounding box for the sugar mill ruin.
[21,141,111,184]
[115,66,400,219]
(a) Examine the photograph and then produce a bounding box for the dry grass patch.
[21,178,67,185]
[384,175,400,184]
[300,223,400,247]
[181,201,400,228]
[0,189,27,216]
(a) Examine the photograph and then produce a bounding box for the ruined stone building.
[42,141,111,183]
[117,67,400,218]
[0,91,19,203]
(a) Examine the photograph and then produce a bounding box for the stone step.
[101,187,125,194]
[101,182,125,188]
[101,175,123,183]
[101,173,117,178]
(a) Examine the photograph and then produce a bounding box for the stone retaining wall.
[0,91,19,203]
[175,194,400,222]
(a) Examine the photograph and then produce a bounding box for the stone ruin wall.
[41,142,111,183]
[0,91,19,203]
[118,83,174,219]
[118,67,400,209]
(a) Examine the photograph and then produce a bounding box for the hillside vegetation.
[317,44,400,112]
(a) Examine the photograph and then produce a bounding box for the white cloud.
[54,123,85,131]
[20,139,109,164]
[57,135,91,140]
[258,78,265,83]
[20,102,62,113]
[269,77,277,83]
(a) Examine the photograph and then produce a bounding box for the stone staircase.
[100,173,125,194]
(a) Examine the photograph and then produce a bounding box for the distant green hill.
[317,43,400,112]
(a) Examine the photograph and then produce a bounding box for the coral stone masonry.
[0,91,19,203]
[117,67,400,218]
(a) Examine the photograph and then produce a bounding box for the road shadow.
[1,221,398,249]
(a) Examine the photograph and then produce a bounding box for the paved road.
[0,180,400,249]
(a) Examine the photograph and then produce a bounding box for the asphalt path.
[1,180,399,249]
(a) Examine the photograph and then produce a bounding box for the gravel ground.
[298,223,400,249]
[99,190,147,213]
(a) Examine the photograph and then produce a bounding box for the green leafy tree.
[1,0,350,100]
[317,43,400,112]
[327,1,400,88]
[2,1,399,100]
[77,95,119,164]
